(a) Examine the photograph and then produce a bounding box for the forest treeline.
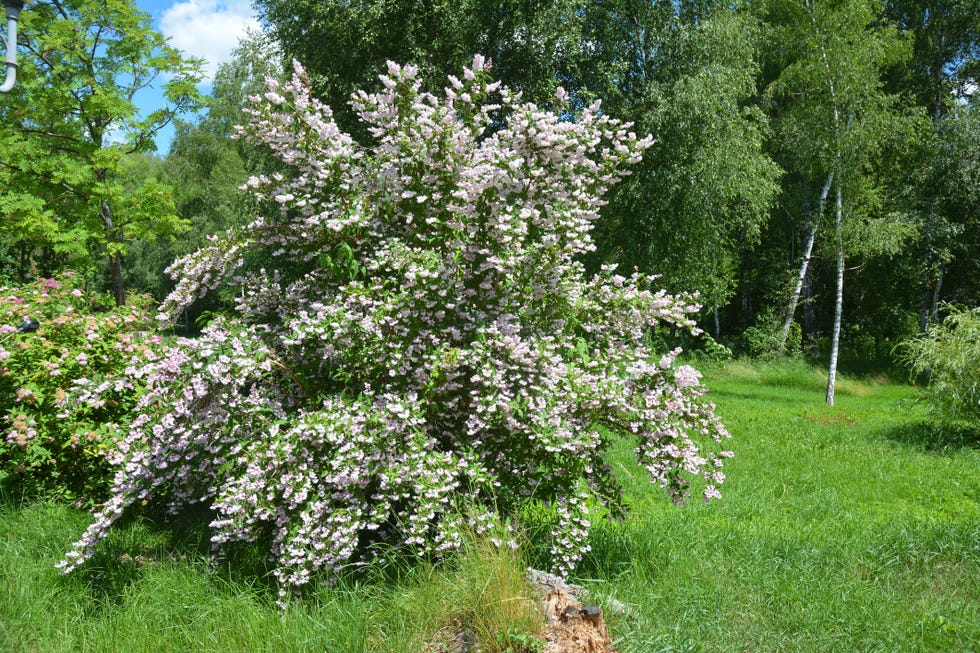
[0,0,977,366]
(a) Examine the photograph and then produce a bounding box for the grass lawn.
[2,359,978,652]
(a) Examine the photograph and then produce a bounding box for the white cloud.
[160,1,260,82]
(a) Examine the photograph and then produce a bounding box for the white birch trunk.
[778,170,834,352]
[825,184,844,406]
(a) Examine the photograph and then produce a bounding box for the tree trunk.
[932,22,946,126]
[919,252,934,333]
[108,252,126,307]
[101,199,126,307]
[738,232,751,330]
[826,184,844,406]
[919,248,948,334]
[930,267,944,324]
[779,170,834,352]
[18,242,30,283]
[712,248,721,338]
[802,267,818,342]
[918,22,948,332]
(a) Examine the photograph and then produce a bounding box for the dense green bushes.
[0,274,160,505]
[900,305,980,428]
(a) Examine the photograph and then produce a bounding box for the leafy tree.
[580,2,781,334]
[884,0,979,124]
[918,107,980,311]
[0,0,203,304]
[885,0,979,330]
[60,59,731,601]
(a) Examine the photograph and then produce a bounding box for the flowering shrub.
[0,274,160,505]
[60,57,732,600]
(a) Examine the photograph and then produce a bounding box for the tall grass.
[0,499,541,653]
[2,358,977,652]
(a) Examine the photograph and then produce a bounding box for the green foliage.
[900,107,980,321]
[695,333,735,362]
[585,3,781,310]
[900,304,980,426]
[495,629,544,653]
[0,0,203,302]
[884,0,980,120]
[743,309,802,359]
[0,274,160,505]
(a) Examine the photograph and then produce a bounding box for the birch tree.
[765,0,914,403]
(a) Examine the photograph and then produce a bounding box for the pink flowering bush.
[60,57,732,600]
[0,274,160,505]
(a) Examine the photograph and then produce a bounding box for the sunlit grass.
[1,358,977,652]
[579,358,980,652]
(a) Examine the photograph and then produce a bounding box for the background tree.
[580,1,781,335]
[884,0,979,124]
[0,0,203,304]
[885,0,979,330]
[253,0,585,138]
[911,107,979,312]
[128,31,284,321]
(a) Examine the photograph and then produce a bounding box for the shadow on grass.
[71,502,456,609]
[879,420,979,454]
[573,520,673,581]
[71,501,280,609]
[708,388,809,405]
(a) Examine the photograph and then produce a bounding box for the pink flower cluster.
[60,57,731,600]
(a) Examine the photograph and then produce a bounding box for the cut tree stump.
[540,587,615,653]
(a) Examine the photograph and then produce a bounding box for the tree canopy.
[0,0,975,371]
[0,0,203,303]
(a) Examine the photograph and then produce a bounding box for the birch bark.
[778,170,834,351]
[825,184,844,406]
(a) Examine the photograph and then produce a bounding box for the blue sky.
[132,1,261,151]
